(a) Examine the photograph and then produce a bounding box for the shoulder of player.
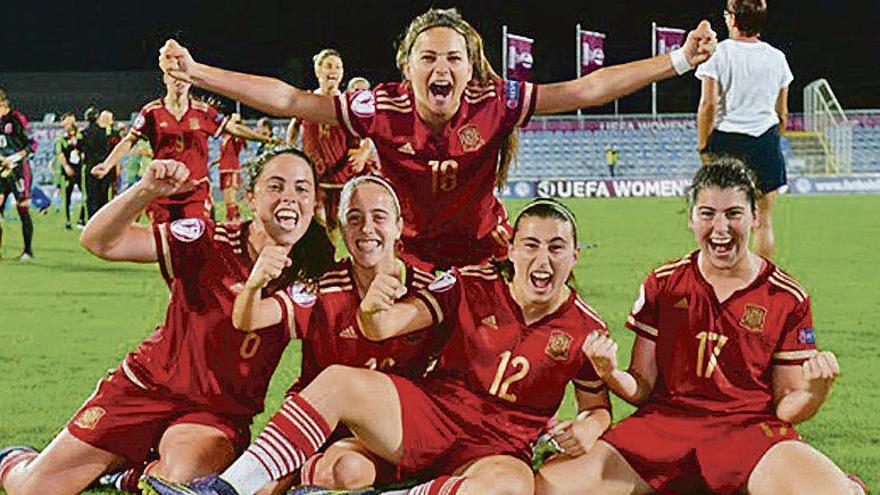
[317,259,355,294]
[456,263,501,282]
[373,82,413,114]
[190,98,213,112]
[141,99,164,114]
[766,266,809,304]
[211,221,246,254]
[571,293,607,330]
[463,80,502,106]
[408,265,436,290]
[652,253,694,280]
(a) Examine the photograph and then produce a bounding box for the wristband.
[670,48,693,75]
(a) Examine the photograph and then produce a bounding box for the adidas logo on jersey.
[397,142,415,155]
[339,326,358,339]
[481,315,497,328]
[674,297,688,309]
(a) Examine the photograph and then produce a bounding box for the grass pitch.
[1,194,877,493]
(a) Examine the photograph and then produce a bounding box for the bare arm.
[226,116,274,143]
[159,40,337,124]
[549,388,612,458]
[697,77,719,157]
[584,333,658,406]
[776,86,789,132]
[286,118,301,146]
[356,271,435,341]
[772,351,839,424]
[232,246,291,331]
[93,133,137,176]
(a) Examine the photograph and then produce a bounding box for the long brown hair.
[395,8,520,188]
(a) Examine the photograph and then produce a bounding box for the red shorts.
[219,170,241,191]
[146,184,213,223]
[391,376,532,481]
[602,403,801,495]
[67,369,252,466]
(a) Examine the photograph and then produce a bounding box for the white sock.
[219,452,273,495]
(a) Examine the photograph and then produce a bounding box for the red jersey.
[300,119,360,183]
[121,220,296,418]
[288,258,445,394]
[218,135,245,172]
[626,251,818,415]
[413,265,606,445]
[130,98,227,205]
[334,80,538,268]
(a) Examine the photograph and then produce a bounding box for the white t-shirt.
[696,39,794,137]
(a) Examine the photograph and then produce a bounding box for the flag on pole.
[655,26,686,55]
[579,30,606,76]
[504,29,534,81]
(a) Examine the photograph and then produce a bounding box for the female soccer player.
[0,148,334,495]
[142,198,612,495]
[696,0,792,260]
[535,158,861,495]
[211,114,263,222]
[285,49,377,235]
[90,73,272,223]
[234,176,443,493]
[158,8,717,269]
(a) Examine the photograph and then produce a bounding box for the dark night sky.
[3,0,878,113]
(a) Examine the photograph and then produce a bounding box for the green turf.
[0,194,877,493]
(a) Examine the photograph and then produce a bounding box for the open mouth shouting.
[529,269,554,293]
[428,80,454,107]
[708,236,734,258]
[354,238,382,254]
[274,207,300,232]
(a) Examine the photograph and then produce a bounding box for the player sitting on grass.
[141,197,612,495]
[535,157,866,495]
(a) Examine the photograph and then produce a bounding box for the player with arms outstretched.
[0,148,334,495]
[158,8,716,269]
[535,158,863,495]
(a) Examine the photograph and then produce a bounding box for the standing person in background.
[254,118,278,155]
[82,107,112,220]
[211,114,264,222]
[54,112,86,229]
[605,145,619,177]
[697,0,792,261]
[0,91,35,260]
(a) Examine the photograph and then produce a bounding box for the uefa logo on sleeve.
[351,91,376,118]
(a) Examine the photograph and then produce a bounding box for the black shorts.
[708,125,786,193]
[0,162,31,202]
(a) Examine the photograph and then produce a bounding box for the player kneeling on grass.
[535,157,865,495]
[141,198,612,495]
[232,175,447,494]
[0,149,333,495]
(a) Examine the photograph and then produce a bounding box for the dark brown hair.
[727,0,767,36]
[688,156,760,212]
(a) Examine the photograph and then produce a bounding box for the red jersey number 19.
[430,160,458,194]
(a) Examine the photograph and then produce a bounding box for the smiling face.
[340,181,402,271]
[315,54,344,93]
[509,215,579,306]
[689,186,757,271]
[405,26,473,124]
[246,153,316,247]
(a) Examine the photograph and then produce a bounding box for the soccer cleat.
[95,470,125,490]
[18,252,33,261]
[0,446,37,480]
[286,485,379,495]
[139,474,240,495]
[848,474,868,495]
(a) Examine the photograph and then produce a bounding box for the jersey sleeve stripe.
[274,290,298,339]
[319,285,354,294]
[515,82,536,128]
[414,290,444,326]
[335,93,361,139]
[772,270,808,299]
[769,276,806,303]
[214,115,230,138]
[376,104,413,113]
[772,349,817,362]
[157,224,175,280]
[574,297,605,327]
[654,257,690,273]
[626,315,658,339]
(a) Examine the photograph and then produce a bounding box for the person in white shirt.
[696,0,792,261]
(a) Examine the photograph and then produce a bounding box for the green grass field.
[1,194,878,493]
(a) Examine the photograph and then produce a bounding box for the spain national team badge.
[189,117,200,130]
[74,406,106,430]
[740,304,767,332]
[545,331,573,361]
[458,124,485,153]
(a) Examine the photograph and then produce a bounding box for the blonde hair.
[337,175,401,226]
[395,8,519,187]
[313,48,342,70]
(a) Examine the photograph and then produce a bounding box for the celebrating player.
[211,114,262,222]
[158,8,717,269]
[90,73,272,223]
[0,148,334,495]
[0,91,35,260]
[141,198,611,495]
[285,49,377,236]
[535,158,861,495]
[234,176,444,493]
[697,0,793,261]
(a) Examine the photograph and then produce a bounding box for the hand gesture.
[803,351,840,384]
[246,245,292,290]
[348,149,371,174]
[90,162,109,178]
[139,159,193,198]
[684,20,718,67]
[549,420,590,458]
[159,39,198,83]
[360,260,406,314]
[582,332,618,380]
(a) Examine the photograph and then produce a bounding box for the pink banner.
[580,30,606,75]
[655,26,686,55]
[506,33,534,81]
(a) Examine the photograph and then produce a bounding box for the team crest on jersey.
[169,218,206,243]
[351,90,376,117]
[545,331,573,361]
[189,117,200,130]
[427,271,457,293]
[740,304,767,332]
[288,283,317,308]
[505,80,521,109]
[458,124,485,153]
[74,406,106,430]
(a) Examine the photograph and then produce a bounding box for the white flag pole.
[502,24,508,80]
[651,22,657,116]
[576,23,582,119]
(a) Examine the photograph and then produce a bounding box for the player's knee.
[313,452,376,489]
[466,467,534,495]
[16,204,29,216]
[312,365,363,396]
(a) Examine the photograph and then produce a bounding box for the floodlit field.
[1,194,877,493]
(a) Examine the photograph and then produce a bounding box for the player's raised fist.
[139,159,192,198]
[246,245,292,289]
[803,351,840,383]
[582,332,618,379]
[159,39,198,83]
[684,20,718,67]
[361,271,405,314]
